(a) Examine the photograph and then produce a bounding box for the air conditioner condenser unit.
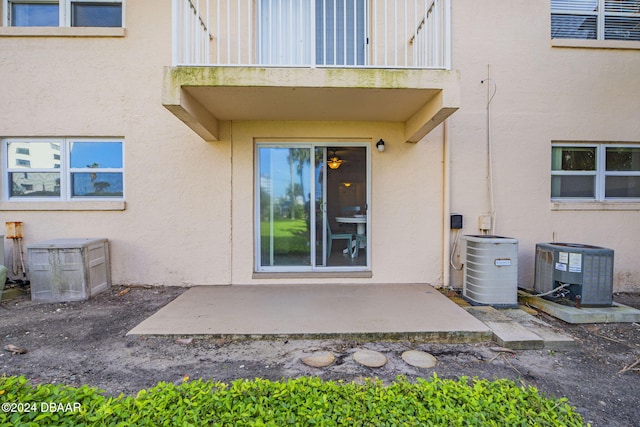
[533,243,614,307]
[463,235,519,307]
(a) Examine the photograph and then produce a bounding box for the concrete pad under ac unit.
[518,291,640,324]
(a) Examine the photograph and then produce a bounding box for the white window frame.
[2,137,125,202]
[3,0,125,27]
[551,0,640,41]
[552,142,640,202]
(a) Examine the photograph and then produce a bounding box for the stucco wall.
[0,1,446,287]
[0,1,233,286]
[227,121,444,286]
[448,0,640,291]
[1,0,638,291]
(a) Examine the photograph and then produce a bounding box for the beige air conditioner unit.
[463,235,519,308]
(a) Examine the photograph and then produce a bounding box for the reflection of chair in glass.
[326,222,354,259]
[352,234,367,258]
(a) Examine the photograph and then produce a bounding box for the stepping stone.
[301,351,335,368]
[353,349,387,368]
[401,350,437,368]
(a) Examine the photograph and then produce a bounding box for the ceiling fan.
[327,148,344,170]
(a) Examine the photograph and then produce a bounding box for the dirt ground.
[1,284,638,427]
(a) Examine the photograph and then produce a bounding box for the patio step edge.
[126,330,494,343]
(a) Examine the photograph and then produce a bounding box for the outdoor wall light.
[376,139,385,152]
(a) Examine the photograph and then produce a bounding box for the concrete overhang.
[162,66,460,143]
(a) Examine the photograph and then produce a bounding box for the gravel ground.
[1,285,638,427]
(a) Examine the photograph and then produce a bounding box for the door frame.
[254,140,370,273]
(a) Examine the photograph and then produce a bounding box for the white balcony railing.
[172,0,450,69]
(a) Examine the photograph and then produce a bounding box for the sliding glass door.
[256,143,368,271]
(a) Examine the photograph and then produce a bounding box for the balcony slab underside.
[162,67,460,143]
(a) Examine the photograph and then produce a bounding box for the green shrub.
[0,374,587,426]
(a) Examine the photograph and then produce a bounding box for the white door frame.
[254,141,370,272]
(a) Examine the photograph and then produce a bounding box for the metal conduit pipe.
[442,119,451,288]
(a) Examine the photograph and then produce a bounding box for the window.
[3,138,124,200]
[9,1,59,26]
[6,0,123,27]
[552,143,640,200]
[71,2,121,27]
[551,0,640,41]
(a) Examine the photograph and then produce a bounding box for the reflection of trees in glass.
[288,149,310,220]
[607,148,640,171]
[88,162,100,192]
[83,162,114,195]
[93,182,111,193]
[561,148,596,171]
[87,162,104,193]
[260,187,271,221]
[73,172,122,197]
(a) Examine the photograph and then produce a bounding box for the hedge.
[0,374,587,426]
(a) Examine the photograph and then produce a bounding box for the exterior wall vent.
[463,235,519,307]
[534,243,614,307]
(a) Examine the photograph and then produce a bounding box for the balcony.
[164,0,459,142]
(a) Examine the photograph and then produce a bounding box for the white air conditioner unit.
[534,243,613,307]
[463,235,518,307]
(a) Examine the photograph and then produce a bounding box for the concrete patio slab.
[127,284,492,343]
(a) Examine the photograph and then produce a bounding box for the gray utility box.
[463,235,519,307]
[27,238,110,303]
[534,243,613,306]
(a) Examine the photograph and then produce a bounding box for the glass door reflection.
[256,144,368,271]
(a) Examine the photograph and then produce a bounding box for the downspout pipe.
[442,119,451,288]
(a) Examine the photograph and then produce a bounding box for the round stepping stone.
[401,350,437,368]
[301,351,335,368]
[353,349,387,368]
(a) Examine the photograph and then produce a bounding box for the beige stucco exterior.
[1,1,639,292]
[447,0,640,292]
